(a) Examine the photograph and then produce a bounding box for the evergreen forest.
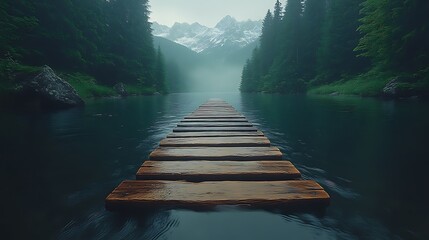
[0,0,165,99]
[241,0,429,97]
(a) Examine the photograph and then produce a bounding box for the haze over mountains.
[152,16,262,92]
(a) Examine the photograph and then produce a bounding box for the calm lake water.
[1,93,429,240]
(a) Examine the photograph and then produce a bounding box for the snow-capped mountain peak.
[152,16,262,53]
[152,22,170,37]
[215,15,238,30]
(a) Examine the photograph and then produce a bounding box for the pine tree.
[241,48,262,92]
[356,0,429,74]
[271,0,304,93]
[106,0,155,85]
[259,10,274,78]
[273,0,283,24]
[299,0,327,80]
[240,59,252,92]
[315,0,367,85]
[355,0,391,68]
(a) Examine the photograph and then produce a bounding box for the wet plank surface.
[198,105,234,108]
[136,161,301,181]
[106,180,330,210]
[167,131,265,138]
[190,114,243,117]
[197,106,235,111]
[160,136,270,147]
[194,109,237,113]
[177,122,253,127]
[196,107,236,109]
[181,118,249,122]
[184,115,246,119]
[149,147,283,160]
[173,127,258,132]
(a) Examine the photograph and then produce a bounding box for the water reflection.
[1,93,428,239]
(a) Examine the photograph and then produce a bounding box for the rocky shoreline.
[1,65,163,110]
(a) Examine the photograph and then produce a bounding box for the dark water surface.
[1,93,429,240]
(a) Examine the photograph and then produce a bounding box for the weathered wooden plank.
[194,109,237,112]
[173,127,258,132]
[167,131,265,138]
[196,107,236,110]
[149,146,282,160]
[181,118,249,122]
[195,110,236,113]
[193,111,238,114]
[105,180,330,210]
[190,112,240,117]
[159,136,270,147]
[185,115,245,119]
[192,112,239,116]
[193,109,240,114]
[198,106,235,108]
[192,113,239,116]
[136,161,301,181]
[204,103,229,105]
[199,105,233,108]
[198,105,235,108]
[201,102,229,104]
[177,122,253,127]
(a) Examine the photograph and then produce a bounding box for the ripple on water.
[297,165,360,200]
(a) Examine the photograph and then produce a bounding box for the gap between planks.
[160,136,270,147]
[149,146,283,161]
[167,131,265,138]
[173,127,258,132]
[177,122,253,127]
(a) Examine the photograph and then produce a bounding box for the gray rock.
[383,77,400,96]
[382,76,419,98]
[23,66,84,107]
[113,82,128,97]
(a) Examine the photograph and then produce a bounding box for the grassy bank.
[59,73,159,99]
[64,73,116,99]
[308,69,429,97]
[0,60,159,102]
[308,70,391,97]
[124,84,157,96]
[0,60,41,95]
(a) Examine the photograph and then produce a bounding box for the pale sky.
[149,0,275,27]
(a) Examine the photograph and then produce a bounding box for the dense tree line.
[0,0,165,95]
[241,0,429,95]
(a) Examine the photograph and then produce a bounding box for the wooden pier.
[106,99,330,210]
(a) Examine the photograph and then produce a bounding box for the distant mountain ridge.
[152,16,262,54]
[152,16,262,93]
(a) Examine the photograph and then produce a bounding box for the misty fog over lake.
[152,16,261,92]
